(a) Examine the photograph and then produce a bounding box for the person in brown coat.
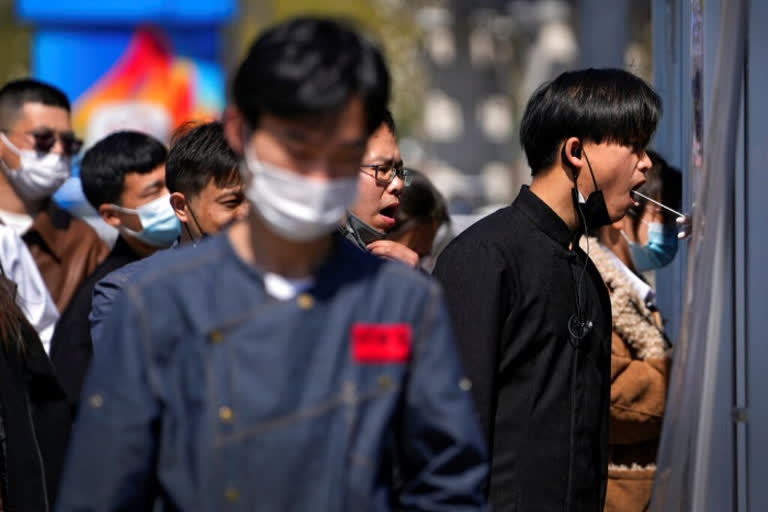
[0,79,108,312]
[583,152,682,511]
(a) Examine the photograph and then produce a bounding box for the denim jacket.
[89,241,178,347]
[56,233,488,511]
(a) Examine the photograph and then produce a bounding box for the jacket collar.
[514,185,579,248]
[339,217,368,252]
[25,200,71,261]
[111,235,144,260]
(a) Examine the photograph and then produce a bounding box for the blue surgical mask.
[110,194,181,248]
[623,221,679,271]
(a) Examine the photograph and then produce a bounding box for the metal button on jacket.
[297,293,314,310]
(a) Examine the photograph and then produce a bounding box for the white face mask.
[243,147,359,242]
[0,133,70,200]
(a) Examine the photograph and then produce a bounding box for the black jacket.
[433,186,612,511]
[49,236,141,409]
[0,321,70,511]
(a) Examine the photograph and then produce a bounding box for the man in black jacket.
[49,131,171,408]
[433,68,661,511]
[0,274,71,510]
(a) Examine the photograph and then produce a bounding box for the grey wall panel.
[745,0,768,508]
[652,0,690,344]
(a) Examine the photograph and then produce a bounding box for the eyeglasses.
[1,128,83,157]
[359,163,412,186]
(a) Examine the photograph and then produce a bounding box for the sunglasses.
[3,128,83,157]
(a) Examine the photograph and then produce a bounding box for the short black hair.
[629,150,683,233]
[0,78,70,128]
[80,131,167,209]
[381,109,396,136]
[391,169,449,234]
[232,17,390,136]
[520,68,662,174]
[165,121,240,198]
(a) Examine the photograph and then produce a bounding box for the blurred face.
[241,97,368,182]
[579,142,651,223]
[185,179,248,239]
[0,102,73,171]
[112,165,168,232]
[350,123,404,232]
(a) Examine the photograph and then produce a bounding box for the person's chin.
[612,203,632,222]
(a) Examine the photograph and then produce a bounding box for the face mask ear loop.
[582,149,599,192]
[185,203,207,244]
[0,133,20,156]
[563,141,593,345]
[183,215,198,245]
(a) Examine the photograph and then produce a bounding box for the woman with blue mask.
[579,151,684,512]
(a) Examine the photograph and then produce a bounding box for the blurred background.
[0,0,651,220]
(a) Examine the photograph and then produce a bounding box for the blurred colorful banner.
[72,27,224,146]
[18,0,234,215]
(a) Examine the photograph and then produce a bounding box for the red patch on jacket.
[351,324,412,363]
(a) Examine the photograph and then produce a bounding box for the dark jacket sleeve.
[396,284,488,510]
[432,240,509,448]
[55,287,160,511]
[88,271,128,347]
[49,284,95,410]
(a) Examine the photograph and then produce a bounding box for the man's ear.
[562,137,583,179]
[169,192,189,223]
[223,105,245,156]
[98,204,122,229]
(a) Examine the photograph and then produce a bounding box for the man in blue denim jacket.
[56,17,487,511]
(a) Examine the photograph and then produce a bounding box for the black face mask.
[346,212,386,245]
[564,146,612,230]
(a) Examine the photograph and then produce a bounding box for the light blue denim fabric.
[59,233,488,511]
[88,242,177,349]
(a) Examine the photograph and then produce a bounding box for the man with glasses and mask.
[342,110,420,268]
[50,130,174,412]
[434,68,661,511]
[57,18,487,511]
[0,78,108,312]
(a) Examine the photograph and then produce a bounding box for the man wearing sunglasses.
[342,110,421,267]
[0,78,108,312]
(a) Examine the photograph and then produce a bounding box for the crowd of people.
[0,16,686,512]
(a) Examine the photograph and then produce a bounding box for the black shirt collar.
[111,235,143,259]
[514,185,580,248]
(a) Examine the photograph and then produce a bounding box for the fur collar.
[581,237,669,359]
